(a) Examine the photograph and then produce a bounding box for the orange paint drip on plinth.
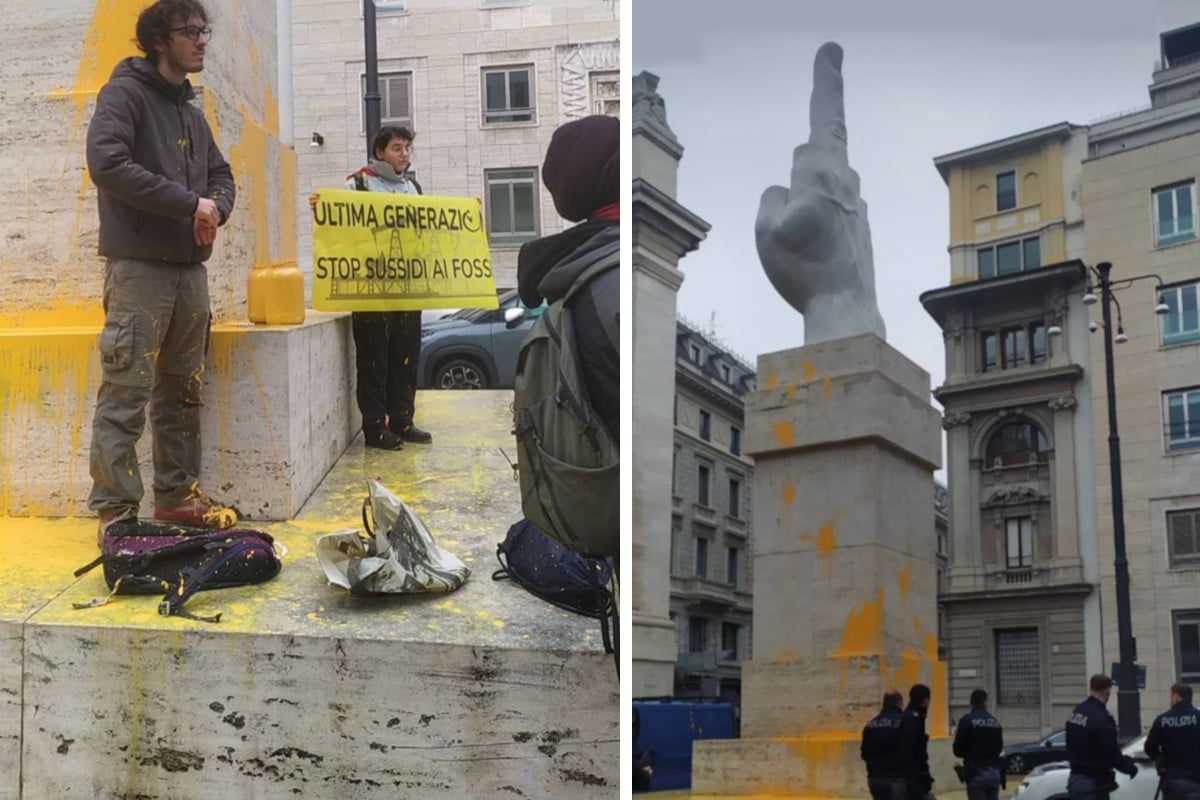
[773,421,795,447]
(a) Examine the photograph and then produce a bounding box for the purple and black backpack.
[73,518,283,622]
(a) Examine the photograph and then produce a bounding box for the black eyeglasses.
[170,25,212,42]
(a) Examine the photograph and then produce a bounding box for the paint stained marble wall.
[0,0,296,327]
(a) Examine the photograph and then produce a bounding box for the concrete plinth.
[0,311,357,521]
[3,392,617,799]
[692,335,951,797]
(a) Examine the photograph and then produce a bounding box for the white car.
[1012,735,1159,799]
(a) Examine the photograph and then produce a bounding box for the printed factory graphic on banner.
[311,190,499,311]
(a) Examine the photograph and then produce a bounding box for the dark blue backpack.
[493,519,617,670]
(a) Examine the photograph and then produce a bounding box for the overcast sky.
[633,0,1182,430]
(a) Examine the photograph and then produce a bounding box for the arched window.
[986,421,1050,467]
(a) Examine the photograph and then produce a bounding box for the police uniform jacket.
[1144,701,1200,781]
[861,704,905,779]
[952,707,1004,771]
[897,704,932,789]
[1065,695,1134,780]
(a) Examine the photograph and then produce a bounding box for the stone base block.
[692,735,956,798]
[6,393,617,798]
[741,654,948,740]
[0,312,357,520]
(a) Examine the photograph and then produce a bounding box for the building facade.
[922,124,1103,743]
[290,0,620,294]
[1082,22,1200,709]
[923,20,1200,737]
[669,320,756,706]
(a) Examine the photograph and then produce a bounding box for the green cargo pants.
[87,258,210,514]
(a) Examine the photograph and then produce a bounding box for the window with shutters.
[1160,282,1200,346]
[689,616,708,653]
[481,65,535,124]
[721,622,740,659]
[589,71,620,116]
[1175,610,1200,684]
[995,628,1041,705]
[1168,508,1200,568]
[1005,518,1034,569]
[360,72,413,132]
[484,168,539,244]
[1164,387,1200,452]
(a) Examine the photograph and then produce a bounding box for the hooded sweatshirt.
[86,57,235,264]
[346,159,420,195]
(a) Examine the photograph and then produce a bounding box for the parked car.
[1012,734,1158,799]
[1001,729,1067,774]
[418,290,546,390]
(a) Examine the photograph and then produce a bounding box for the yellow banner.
[311,189,499,311]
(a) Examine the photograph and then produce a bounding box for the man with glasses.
[85,0,236,540]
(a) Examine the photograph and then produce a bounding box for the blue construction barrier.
[633,700,736,791]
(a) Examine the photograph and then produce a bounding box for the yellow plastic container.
[264,261,305,326]
[247,263,270,324]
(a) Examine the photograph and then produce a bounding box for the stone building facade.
[669,319,756,705]
[290,0,620,295]
[922,123,1102,743]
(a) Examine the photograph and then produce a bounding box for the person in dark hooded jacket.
[84,0,237,541]
[516,114,619,440]
[862,691,907,799]
[897,684,935,799]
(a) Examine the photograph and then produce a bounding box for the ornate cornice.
[942,412,972,430]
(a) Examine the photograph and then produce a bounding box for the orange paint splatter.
[766,370,778,390]
[832,586,884,658]
[816,524,836,555]
[774,650,799,665]
[786,383,796,400]
[823,377,833,400]
[899,562,912,599]
[782,484,796,504]
[892,648,922,690]
[773,420,795,447]
[802,361,816,381]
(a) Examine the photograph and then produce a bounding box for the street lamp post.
[1094,261,1141,739]
[363,0,382,159]
[1054,261,1171,736]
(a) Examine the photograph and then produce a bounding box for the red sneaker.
[154,483,238,529]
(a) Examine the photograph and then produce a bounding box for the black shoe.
[364,427,404,450]
[395,424,432,444]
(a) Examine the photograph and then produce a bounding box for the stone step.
[2,392,618,799]
[0,312,357,521]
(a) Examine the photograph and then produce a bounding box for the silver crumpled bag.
[316,479,470,595]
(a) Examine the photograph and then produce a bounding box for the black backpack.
[493,519,617,672]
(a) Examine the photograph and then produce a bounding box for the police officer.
[1065,674,1138,799]
[1144,683,1200,800]
[862,691,906,800]
[898,684,935,800]
[953,689,1005,800]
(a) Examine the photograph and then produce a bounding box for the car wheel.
[435,358,488,390]
[1007,754,1024,774]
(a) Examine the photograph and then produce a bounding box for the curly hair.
[135,0,209,60]
[372,125,415,158]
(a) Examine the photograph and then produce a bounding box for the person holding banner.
[312,125,432,450]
